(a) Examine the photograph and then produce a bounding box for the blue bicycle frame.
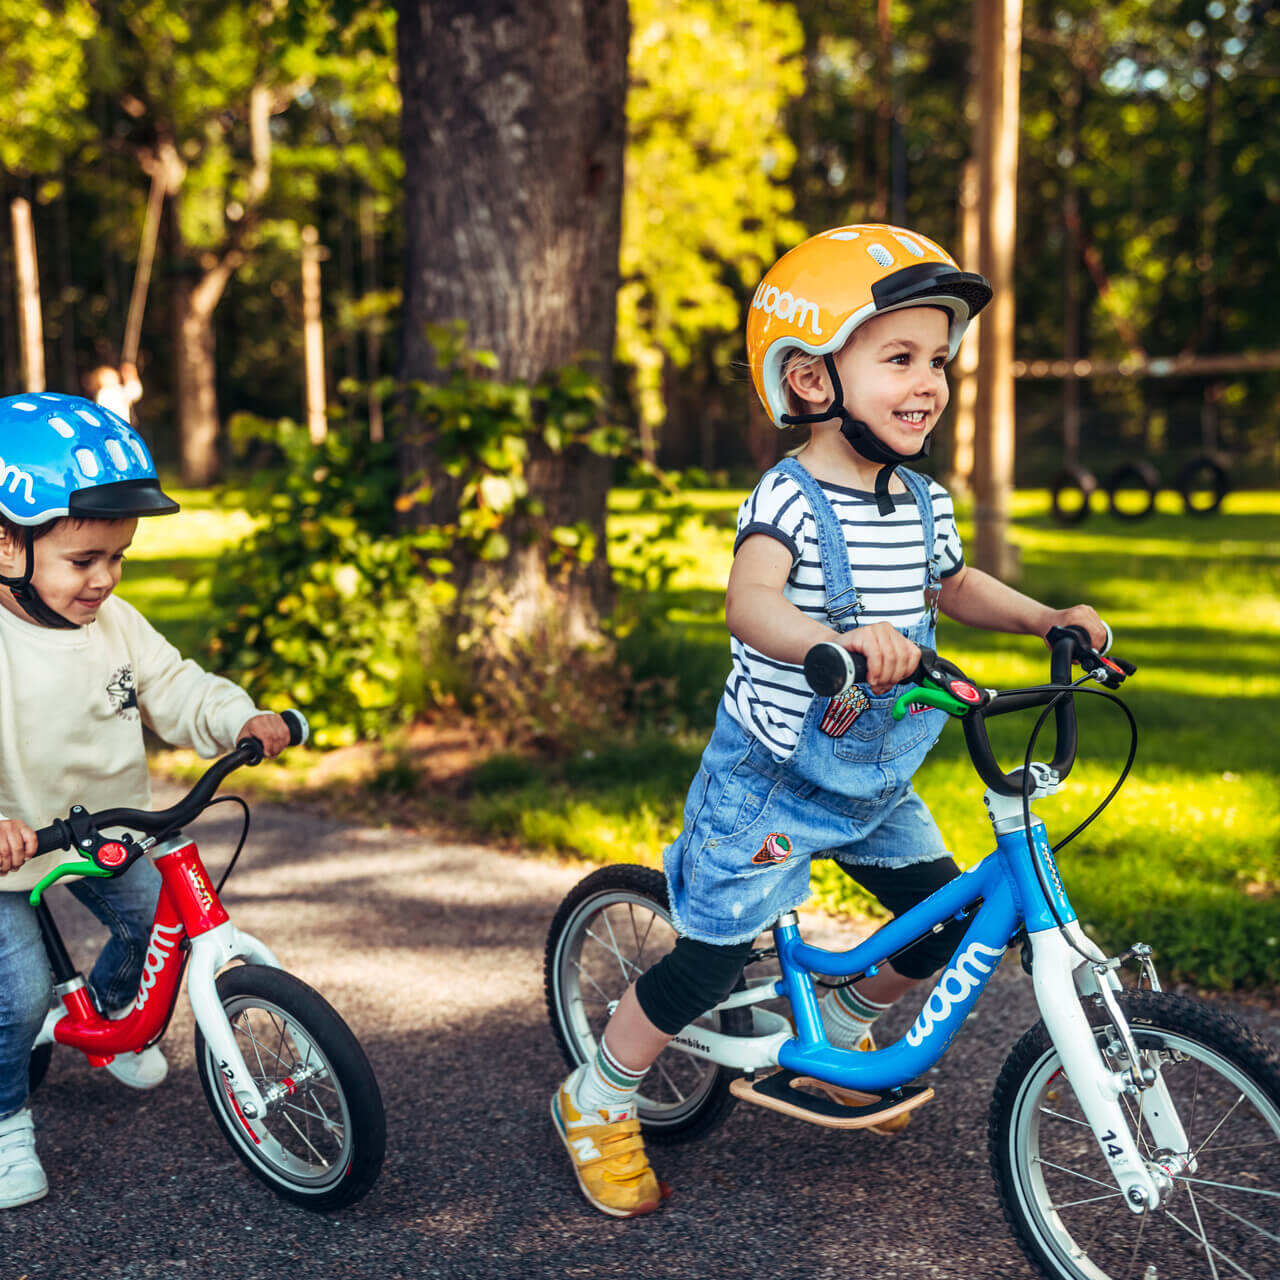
[775,816,1069,1093]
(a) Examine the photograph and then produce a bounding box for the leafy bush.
[207,414,455,746]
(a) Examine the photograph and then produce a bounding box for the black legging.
[635,856,968,1035]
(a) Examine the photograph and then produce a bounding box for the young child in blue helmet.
[0,393,291,1209]
[552,225,1111,1218]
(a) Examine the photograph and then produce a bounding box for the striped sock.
[571,1037,647,1118]
[821,984,894,1049]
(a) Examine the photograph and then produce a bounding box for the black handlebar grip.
[803,642,868,696]
[281,709,310,747]
[32,820,70,856]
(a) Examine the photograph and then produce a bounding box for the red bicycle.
[24,710,385,1211]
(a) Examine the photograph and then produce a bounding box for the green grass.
[132,484,1280,989]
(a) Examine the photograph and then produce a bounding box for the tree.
[88,0,397,483]
[396,0,629,643]
[618,0,804,461]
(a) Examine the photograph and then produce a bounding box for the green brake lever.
[28,859,111,907]
[892,684,975,721]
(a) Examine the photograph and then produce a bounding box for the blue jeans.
[0,858,161,1119]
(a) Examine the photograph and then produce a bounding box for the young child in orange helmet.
[551,225,1109,1218]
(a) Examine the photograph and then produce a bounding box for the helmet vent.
[48,416,74,439]
[893,233,925,258]
[128,439,148,467]
[13,402,36,412]
[75,409,101,427]
[828,230,860,241]
[105,439,128,469]
[867,243,894,267]
[75,448,101,478]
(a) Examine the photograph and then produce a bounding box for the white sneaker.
[0,1109,48,1208]
[102,1007,168,1090]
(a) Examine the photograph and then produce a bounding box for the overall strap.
[772,457,862,632]
[895,466,941,621]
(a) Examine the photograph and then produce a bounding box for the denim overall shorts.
[663,459,951,946]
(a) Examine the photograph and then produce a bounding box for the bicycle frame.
[667,782,1188,1213]
[33,834,282,1120]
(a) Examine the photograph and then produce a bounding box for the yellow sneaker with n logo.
[551,1075,662,1218]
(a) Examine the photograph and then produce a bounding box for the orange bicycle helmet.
[746,225,991,511]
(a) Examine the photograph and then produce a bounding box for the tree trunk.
[168,193,238,485]
[396,0,629,638]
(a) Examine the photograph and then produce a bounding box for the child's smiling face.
[831,306,951,456]
[0,517,137,625]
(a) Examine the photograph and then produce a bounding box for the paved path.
[3,788,1276,1280]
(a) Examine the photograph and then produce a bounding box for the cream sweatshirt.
[0,594,259,892]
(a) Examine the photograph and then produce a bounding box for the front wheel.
[195,964,386,1210]
[544,864,747,1145]
[990,988,1280,1280]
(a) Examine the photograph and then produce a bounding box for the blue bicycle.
[545,627,1280,1280]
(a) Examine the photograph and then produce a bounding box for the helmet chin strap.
[779,353,929,515]
[0,527,78,629]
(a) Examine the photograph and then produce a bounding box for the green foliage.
[619,0,805,434]
[0,0,96,175]
[207,414,451,747]
[399,323,630,568]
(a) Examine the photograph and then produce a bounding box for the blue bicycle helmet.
[0,393,178,627]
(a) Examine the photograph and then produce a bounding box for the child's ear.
[786,359,831,408]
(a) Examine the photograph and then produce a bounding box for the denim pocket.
[833,696,931,762]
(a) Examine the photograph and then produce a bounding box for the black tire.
[1175,454,1230,516]
[27,1043,52,1096]
[1105,459,1160,520]
[544,864,749,1145]
[990,988,1280,1280]
[195,964,386,1210]
[1049,465,1097,526]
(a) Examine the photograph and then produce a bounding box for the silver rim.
[553,888,723,1129]
[209,995,353,1192]
[1008,1025,1280,1280]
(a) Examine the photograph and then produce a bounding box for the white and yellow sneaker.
[551,1070,662,1218]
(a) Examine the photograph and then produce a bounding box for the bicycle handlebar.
[31,709,309,858]
[803,630,1134,798]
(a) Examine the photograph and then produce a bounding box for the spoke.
[1186,1184,1225,1280]
[1180,1177,1280,1204]
[1188,1188,1280,1243]
[1124,1207,1149,1280]
[570,956,614,1006]
[1039,1106,1091,1128]
[628,902,659,960]
[278,1103,333,1168]
[598,910,631,983]
[1046,1189,1127,1210]
[1192,1092,1250,1163]
[237,1012,275,1079]
[648,1052,690,1103]
[1035,1156,1124,1194]
[1163,1208,1262,1280]
[582,923,646,982]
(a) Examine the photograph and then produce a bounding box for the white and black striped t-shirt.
[723,469,965,755]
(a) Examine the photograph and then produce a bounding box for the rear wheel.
[195,964,385,1210]
[544,864,748,1144]
[990,988,1280,1280]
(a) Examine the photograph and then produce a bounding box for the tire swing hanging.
[1105,458,1159,521]
[1049,464,1097,525]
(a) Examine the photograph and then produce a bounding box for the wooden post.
[301,225,327,444]
[972,0,1022,581]
[10,198,45,393]
[122,169,167,368]
[359,191,384,443]
[948,153,981,498]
